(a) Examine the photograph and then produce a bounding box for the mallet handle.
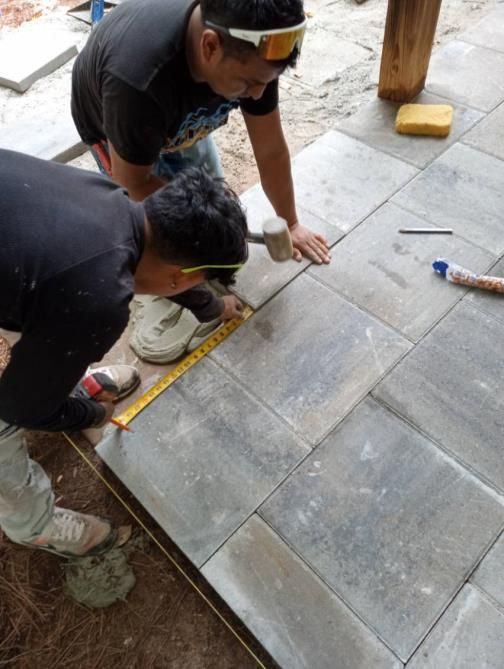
[247,232,266,245]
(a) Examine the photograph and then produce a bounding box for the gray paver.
[309,202,495,340]
[336,91,484,169]
[203,515,402,669]
[466,257,504,326]
[374,302,504,492]
[462,101,504,161]
[240,183,344,238]
[425,41,504,112]
[0,28,77,93]
[96,358,309,567]
[88,18,504,668]
[0,113,85,163]
[236,186,344,308]
[472,532,504,607]
[407,585,504,669]
[285,28,369,88]
[260,398,504,661]
[211,273,410,445]
[459,6,504,53]
[233,241,305,310]
[290,131,418,232]
[392,142,504,254]
[232,240,323,310]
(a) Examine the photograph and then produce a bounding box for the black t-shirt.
[0,150,145,432]
[71,0,279,165]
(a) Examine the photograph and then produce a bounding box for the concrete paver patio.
[97,5,504,667]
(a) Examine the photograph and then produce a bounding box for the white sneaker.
[86,364,140,401]
[25,507,128,557]
[0,333,11,373]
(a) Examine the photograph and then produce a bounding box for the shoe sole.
[114,374,141,402]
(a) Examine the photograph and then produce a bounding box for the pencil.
[110,417,134,432]
[399,228,453,234]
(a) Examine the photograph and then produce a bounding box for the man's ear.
[201,29,223,65]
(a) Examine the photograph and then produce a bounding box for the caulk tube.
[433,258,504,294]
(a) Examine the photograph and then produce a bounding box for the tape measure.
[115,305,253,425]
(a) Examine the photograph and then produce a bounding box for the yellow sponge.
[395,104,454,137]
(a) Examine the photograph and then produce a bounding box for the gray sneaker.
[25,507,129,558]
[87,364,140,401]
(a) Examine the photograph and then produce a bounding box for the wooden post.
[378,0,443,102]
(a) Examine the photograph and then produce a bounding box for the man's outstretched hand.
[290,222,331,264]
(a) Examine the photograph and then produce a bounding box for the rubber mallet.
[247,217,293,262]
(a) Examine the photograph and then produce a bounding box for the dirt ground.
[0,431,275,668]
[0,1,497,667]
[0,0,76,29]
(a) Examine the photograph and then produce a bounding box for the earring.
[170,282,176,289]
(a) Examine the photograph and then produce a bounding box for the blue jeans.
[153,136,224,179]
[91,135,224,180]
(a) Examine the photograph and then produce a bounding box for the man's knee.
[0,422,25,464]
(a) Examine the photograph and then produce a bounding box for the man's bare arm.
[243,108,330,264]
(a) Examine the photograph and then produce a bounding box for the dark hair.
[200,0,305,68]
[144,167,248,286]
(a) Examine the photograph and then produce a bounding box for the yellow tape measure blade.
[116,305,252,425]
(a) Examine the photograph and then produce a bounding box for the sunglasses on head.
[204,18,307,61]
[180,262,245,274]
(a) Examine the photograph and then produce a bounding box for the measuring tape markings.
[116,304,253,425]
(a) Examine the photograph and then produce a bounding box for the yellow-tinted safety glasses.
[181,263,245,274]
[205,18,307,61]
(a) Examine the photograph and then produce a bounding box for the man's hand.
[290,223,331,264]
[93,386,118,427]
[221,295,244,321]
[95,400,115,427]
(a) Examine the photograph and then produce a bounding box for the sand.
[0,0,497,191]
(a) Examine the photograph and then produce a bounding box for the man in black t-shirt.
[72,0,331,330]
[0,150,247,558]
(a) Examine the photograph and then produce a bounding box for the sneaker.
[0,334,11,373]
[87,364,140,401]
[25,507,129,558]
